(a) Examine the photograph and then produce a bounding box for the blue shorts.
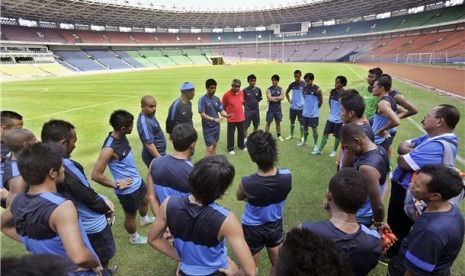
[289,109,303,123]
[242,219,285,255]
[302,117,319,128]
[266,111,283,123]
[116,182,147,213]
[203,125,220,147]
[245,109,260,129]
[323,120,343,138]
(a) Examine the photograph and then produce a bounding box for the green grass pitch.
[2,63,464,275]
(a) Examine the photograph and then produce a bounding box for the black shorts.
[242,219,285,255]
[302,117,319,128]
[266,111,283,123]
[87,224,115,263]
[323,120,343,138]
[378,138,391,153]
[245,109,260,129]
[203,125,220,147]
[289,109,303,123]
[116,182,147,213]
[180,270,225,276]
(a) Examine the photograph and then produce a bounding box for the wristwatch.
[115,182,120,190]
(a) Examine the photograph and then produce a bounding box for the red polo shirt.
[222,89,245,123]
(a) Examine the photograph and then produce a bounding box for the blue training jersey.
[167,196,229,275]
[372,96,397,145]
[63,158,108,234]
[137,113,167,164]
[288,80,305,111]
[102,133,142,195]
[328,88,343,123]
[198,94,224,129]
[267,86,283,113]
[353,147,389,220]
[302,221,381,276]
[243,86,262,111]
[11,192,98,276]
[150,155,192,204]
[2,159,19,188]
[241,168,292,226]
[302,84,320,118]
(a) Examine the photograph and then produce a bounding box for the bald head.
[141,95,155,106]
[141,95,157,116]
[4,128,37,153]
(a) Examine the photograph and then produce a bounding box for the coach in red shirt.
[222,79,246,155]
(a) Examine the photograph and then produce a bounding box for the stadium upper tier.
[2,4,465,45]
[0,0,446,29]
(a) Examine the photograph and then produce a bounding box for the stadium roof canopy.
[0,0,450,29]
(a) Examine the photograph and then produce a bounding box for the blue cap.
[180,82,195,91]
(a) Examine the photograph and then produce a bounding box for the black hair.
[294,70,302,76]
[17,142,64,186]
[275,227,352,276]
[375,74,392,91]
[339,89,365,118]
[170,124,198,151]
[329,168,368,214]
[271,74,280,81]
[336,75,348,87]
[436,104,460,129]
[421,165,464,200]
[368,67,383,78]
[205,78,217,88]
[1,254,73,276]
[339,123,367,144]
[109,110,134,131]
[189,155,235,205]
[246,130,277,172]
[41,119,75,143]
[1,111,23,128]
[304,73,314,81]
[247,74,256,82]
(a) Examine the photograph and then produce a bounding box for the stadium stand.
[54,50,107,70]
[0,2,464,79]
[83,50,133,69]
[112,51,145,68]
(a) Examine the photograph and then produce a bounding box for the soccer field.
[2,63,464,275]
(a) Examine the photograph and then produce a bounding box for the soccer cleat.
[242,147,248,152]
[329,151,337,157]
[378,254,390,266]
[108,266,118,275]
[311,150,321,155]
[313,145,319,152]
[297,141,306,146]
[278,136,285,142]
[139,216,155,227]
[229,151,235,155]
[285,135,293,140]
[130,235,148,245]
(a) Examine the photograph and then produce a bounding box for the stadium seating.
[112,51,145,68]
[54,50,107,71]
[83,50,132,69]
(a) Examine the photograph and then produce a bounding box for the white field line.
[25,96,137,121]
[346,64,464,166]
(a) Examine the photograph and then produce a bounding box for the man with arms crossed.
[243,74,262,143]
